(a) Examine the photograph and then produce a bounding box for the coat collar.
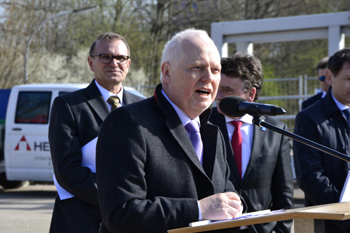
[210,108,241,181]
[210,107,269,184]
[243,123,266,181]
[154,84,212,126]
[154,84,214,178]
[85,80,110,122]
[321,86,342,119]
[85,80,142,122]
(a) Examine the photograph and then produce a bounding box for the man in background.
[210,53,294,233]
[49,33,144,233]
[302,57,330,109]
[96,28,245,233]
[294,48,350,232]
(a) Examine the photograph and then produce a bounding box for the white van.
[0,83,144,188]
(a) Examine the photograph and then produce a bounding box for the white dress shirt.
[224,114,254,179]
[95,79,124,108]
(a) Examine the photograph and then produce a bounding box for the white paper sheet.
[340,170,350,202]
[189,209,285,227]
[53,137,98,200]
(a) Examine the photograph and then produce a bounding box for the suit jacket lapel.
[243,124,266,181]
[85,80,109,122]
[166,117,206,173]
[210,109,241,182]
[156,85,207,175]
[200,112,218,180]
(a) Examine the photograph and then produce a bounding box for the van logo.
[14,135,32,151]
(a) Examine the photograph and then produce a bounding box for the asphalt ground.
[0,181,312,233]
[0,183,56,233]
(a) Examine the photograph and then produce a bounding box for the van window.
[59,92,69,96]
[15,91,52,124]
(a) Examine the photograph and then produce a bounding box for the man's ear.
[161,62,171,83]
[246,87,256,102]
[325,69,333,86]
[87,56,94,72]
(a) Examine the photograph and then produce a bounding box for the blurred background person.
[302,57,330,110]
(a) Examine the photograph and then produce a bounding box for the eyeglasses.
[91,53,130,64]
[318,75,326,82]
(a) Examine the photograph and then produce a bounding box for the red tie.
[230,121,243,178]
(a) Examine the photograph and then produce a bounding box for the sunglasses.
[318,75,326,82]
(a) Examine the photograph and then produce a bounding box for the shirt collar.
[331,89,349,111]
[224,114,253,124]
[161,89,200,127]
[95,80,124,104]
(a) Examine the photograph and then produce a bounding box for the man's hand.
[199,192,243,220]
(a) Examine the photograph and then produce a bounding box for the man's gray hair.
[160,28,213,81]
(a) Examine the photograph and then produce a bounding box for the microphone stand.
[252,116,350,163]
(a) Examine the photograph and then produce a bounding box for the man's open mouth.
[196,89,211,96]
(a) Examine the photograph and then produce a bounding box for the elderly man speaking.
[96,28,245,233]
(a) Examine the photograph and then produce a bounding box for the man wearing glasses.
[48,33,144,233]
[302,57,330,110]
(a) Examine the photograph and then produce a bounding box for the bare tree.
[0,0,348,89]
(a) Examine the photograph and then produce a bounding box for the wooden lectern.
[168,202,350,233]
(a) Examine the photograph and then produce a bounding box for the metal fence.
[135,75,320,131]
[258,75,319,130]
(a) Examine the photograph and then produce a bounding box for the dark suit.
[293,87,350,232]
[210,108,294,233]
[49,80,144,233]
[96,84,244,233]
[301,92,322,110]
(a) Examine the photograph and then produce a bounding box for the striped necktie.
[107,96,121,110]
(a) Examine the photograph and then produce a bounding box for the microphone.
[219,96,286,117]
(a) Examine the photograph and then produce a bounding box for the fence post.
[299,75,303,111]
[304,75,308,97]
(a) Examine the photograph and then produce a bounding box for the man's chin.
[110,76,125,83]
[192,101,211,113]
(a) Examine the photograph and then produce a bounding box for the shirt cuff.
[197,201,202,221]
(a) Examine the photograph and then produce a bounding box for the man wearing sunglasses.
[301,57,330,110]
[48,33,144,233]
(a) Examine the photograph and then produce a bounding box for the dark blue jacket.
[294,87,350,232]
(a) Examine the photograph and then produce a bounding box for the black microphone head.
[219,96,246,117]
[273,107,286,115]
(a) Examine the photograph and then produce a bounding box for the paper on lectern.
[340,170,350,202]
